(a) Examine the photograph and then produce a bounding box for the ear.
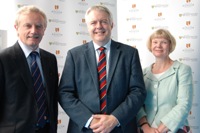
[14,25,18,30]
[111,22,114,29]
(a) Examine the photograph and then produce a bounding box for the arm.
[138,116,160,133]
[58,50,93,131]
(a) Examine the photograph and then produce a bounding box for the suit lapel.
[107,40,121,90]
[84,41,121,91]
[13,43,34,93]
[39,50,51,105]
[84,42,99,92]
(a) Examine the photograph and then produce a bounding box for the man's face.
[86,10,113,46]
[15,12,46,50]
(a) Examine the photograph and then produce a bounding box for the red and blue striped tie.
[97,47,107,114]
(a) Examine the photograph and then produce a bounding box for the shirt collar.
[93,39,111,51]
[18,39,40,58]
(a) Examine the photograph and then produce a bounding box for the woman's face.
[151,37,170,59]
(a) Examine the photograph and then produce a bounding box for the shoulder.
[0,45,15,59]
[173,60,192,73]
[143,65,152,76]
[69,42,91,53]
[112,40,137,51]
[39,48,56,59]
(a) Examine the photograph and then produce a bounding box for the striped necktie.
[30,51,48,128]
[97,47,107,114]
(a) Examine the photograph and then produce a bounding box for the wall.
[0,0,199,132]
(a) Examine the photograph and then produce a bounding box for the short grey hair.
[85,5,113,25]
[15,5,47,28]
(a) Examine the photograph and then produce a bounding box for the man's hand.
[90,114,119,133]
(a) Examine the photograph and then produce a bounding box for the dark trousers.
[35,124,50,133]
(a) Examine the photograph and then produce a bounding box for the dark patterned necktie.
[97,47,107,114]
[30,51,47,127]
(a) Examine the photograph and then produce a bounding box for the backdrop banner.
[2,0,199,132]
[117,0,200,133]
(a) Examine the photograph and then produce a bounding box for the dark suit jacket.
[59,40,146,133]
[0,42,58,133]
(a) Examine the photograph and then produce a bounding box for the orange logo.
[56,50,60,55]
[57,119,62,124]
[186,21,191,26]
[54,5,59,10]
[158,12,162,17]
[55,28,60,32]
[132,4,136,8]
[186,43,191,48]
[186,0,191,3]
[132,25,136,29]
[82,19,85,23]
[83,40,87,44]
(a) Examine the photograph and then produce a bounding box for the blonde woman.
[137,29,193,133]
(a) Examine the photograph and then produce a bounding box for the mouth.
[94,30,106,34]
[28,34,40,39]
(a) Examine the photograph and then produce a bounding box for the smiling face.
[86,10,113,46]
[151,37,170,59]
[14,12,46,50]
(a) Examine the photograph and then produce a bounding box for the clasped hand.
[89,114,118,133]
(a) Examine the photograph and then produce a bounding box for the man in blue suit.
[59,5,146,133]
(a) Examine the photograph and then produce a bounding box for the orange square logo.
[132,4,136,8]
[55,28,60,32]
[158,12,162,17]
[186,43,191,48]
[83,40,87,44]
[186,0,191,3]
[82,19,85,23]
[54,5,59,10]
[56,50,60,55]
[132,25,136,29]
[186,21,191,26]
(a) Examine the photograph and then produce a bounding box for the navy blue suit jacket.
[59,40,146,133]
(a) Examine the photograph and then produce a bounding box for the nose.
[96,21,103,28]
[30,26,37,33]
[156,42,162,47]
[158,42,161,46]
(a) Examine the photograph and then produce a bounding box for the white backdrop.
[0,0,199,133]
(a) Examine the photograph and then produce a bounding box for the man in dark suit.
[0,5,58,133]
[58,5,146,133]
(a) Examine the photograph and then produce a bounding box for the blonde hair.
[85,5,113,25]
[15,5,47,28]
[147,29,176,53]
